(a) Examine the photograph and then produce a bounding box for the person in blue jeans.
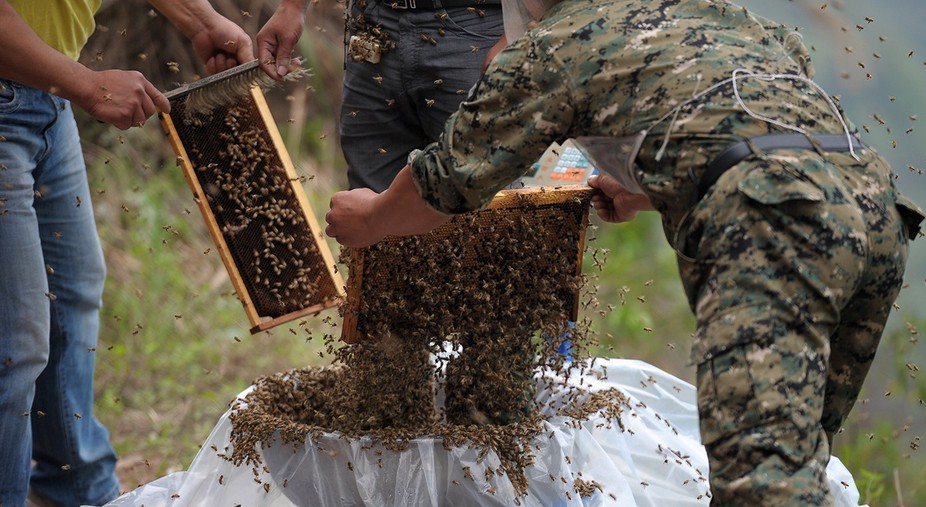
[0,2,254,506]
[256,0,504,192]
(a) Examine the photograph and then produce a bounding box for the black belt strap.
[698,133,864,199]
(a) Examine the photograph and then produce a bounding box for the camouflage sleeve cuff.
[409,144,477,215]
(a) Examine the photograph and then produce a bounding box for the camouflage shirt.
[409,0,858,242]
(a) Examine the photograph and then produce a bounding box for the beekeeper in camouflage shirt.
[325,0,925,504]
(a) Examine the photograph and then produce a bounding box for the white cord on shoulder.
[651,76,735,161]
[731,68,859,160]
[651,68,860,162]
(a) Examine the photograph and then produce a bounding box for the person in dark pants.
[257,0,504,191]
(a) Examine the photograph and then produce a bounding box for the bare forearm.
[325,166,451,248]
[0,1,92,100]
[256,0,311,78]
[0,1,169,128]
[374,166,452,237]
[146,0,219,39]
[147,0,253,73]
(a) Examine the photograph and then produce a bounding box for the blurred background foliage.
[76,0,923,503]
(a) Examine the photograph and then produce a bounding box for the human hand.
[325,188,385,248]
[587,174,653,223]
[190,14,255,74]
[256,0,309,79]
[74,69,170,130]
[327,166,452,247]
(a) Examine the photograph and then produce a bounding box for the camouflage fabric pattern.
[411,0,844,227]
[680,148,913,505]
[407,0,925,504]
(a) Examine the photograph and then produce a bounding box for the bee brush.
[164,58,309,116]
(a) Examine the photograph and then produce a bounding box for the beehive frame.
[340,185,593,344]
[161,86,344,334]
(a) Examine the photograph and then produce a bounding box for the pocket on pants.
[697,342,797,448]
[0,79,20,111]
[895,193,925,241]
[736,159,825,205]
[441,5,503,40]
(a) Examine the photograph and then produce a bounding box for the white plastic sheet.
[94,358,867,507]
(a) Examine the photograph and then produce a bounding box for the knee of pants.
[43,235,107,313]
[0,320,51,408]
[696,341,827,458]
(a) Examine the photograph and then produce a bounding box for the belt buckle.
[387,0,417,8]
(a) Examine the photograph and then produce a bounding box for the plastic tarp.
[93,358,867,507]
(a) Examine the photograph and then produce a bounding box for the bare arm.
[147,0,254,73]
[0,0,169,129]
[325,166,452,247]
[255,0,311,79]
[0,1,88,97]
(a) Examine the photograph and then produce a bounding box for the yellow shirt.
[9,0,102,61]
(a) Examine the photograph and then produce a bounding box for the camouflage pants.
[675,148,913,506]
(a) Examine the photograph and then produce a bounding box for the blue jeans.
[0,80,119,507]
[340,1,504,191]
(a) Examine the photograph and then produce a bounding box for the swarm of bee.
[226,188,641,499]
[338,193,594,425]
[226,360,633,498]
[166,95,341,321]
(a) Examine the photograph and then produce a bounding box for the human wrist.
[278,0,312,15]
[149,0,213,39]
[53,63,96,105]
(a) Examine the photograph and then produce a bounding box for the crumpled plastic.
[91,358,867,507]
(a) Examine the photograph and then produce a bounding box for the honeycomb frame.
[160,86,344,334]
[340,185,593,344]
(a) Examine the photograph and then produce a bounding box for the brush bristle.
[180,60,311,118]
